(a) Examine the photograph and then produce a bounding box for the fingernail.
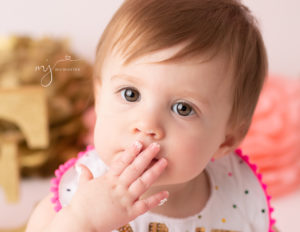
[134,141,142,150]
[150,142,160,150]
[158,198,168,206]
[159,157,167,166]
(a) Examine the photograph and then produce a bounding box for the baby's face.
[93,44,234,186]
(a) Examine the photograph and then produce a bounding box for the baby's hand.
[67,141,168,232]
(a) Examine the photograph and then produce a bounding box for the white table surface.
[0,178,299,231]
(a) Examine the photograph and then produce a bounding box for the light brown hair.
[93,0,268,142]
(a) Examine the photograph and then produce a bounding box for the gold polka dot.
[215,185,219,190]
[222,218,226,223]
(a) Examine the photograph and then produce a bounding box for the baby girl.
[26,0,277,231]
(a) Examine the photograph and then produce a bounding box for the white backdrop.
[0,1,299,231]
[0,0,299,78]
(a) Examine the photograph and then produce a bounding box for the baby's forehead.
[108,44,231,71]
[106,49,233,91]
[99,43,235,97]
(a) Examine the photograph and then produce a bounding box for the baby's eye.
[120,87,140,102]
[172,102,195,116]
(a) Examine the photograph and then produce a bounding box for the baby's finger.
[119,143,160,186]
[77,164,94,187]
[128,158,167,197]
[109,141,143,176]
[132,190,169,216]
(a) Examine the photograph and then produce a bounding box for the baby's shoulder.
[205,149,275,231]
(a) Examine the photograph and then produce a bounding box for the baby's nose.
[130,117,165,140]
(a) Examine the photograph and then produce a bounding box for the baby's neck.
[144,170,211,218]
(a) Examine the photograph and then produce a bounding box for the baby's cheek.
[93,122,113,164]
[181,159,205,179]
[175,147,209,180]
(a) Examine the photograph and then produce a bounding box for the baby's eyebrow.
[111,74,144,86]
[180,90,210,106]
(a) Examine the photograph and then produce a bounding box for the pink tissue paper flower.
[240,75,300,198]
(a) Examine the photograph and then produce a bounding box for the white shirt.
[51,147,275,232]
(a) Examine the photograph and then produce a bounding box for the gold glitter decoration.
[211,230,239,232]
[149,222,169,232]
[118,224,133,232]
[195,228,206,232]
[215,185,219,190]
[0,35,94,177]
[0,86,48,203]
[117,224,244,232]
[221,218,226,223]
[0,224,26,232]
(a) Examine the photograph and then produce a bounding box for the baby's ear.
[212,133,241,160]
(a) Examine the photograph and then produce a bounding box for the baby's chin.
[147,175,193,193]
[155,169,207,189]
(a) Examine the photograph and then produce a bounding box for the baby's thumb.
[76,163,93,186]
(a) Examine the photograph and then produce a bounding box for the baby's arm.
[26,193,87,232]
[26,194,55,232]
[26,141,168,232]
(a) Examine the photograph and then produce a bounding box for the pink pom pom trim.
[235,148,276,232]
[50,145,94,212]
